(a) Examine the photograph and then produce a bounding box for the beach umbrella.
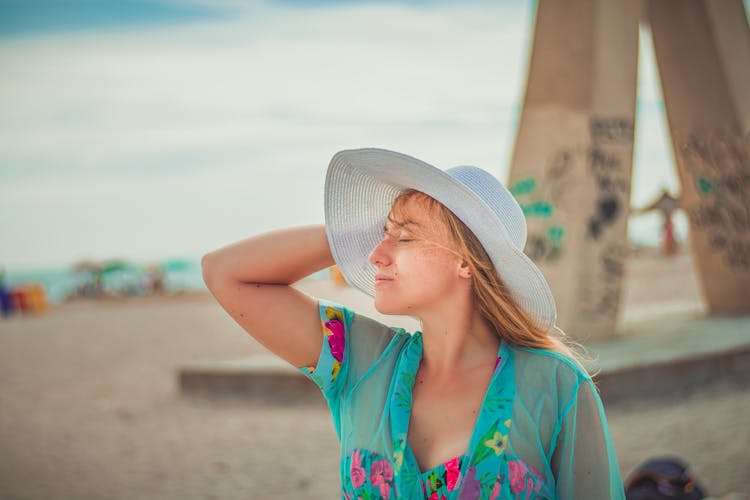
[632,189,681,216]
[101,260,141,275]
[160,258,193,272]
[70,260,107,298]
[632,189,682,256]
[72,260,103,274]
[98,260,149,297]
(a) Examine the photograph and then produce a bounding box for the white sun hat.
[324,147,557,333]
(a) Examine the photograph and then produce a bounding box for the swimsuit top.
[299,299,625,499]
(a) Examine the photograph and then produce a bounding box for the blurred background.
[1,0,693,294]
[1,1,748,499]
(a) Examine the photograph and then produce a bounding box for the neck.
[417,294,500,377]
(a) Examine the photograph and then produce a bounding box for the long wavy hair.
[389,189,588,364]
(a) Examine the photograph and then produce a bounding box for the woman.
[202,148,625,499]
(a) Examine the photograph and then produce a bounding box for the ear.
[458,259,472,279]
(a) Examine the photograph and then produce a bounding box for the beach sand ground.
[1,250,748,499]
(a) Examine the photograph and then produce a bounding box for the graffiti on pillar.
[512,116,633,268]
[511,178,553,217]
[590,117,634,143]
[510,176,565,262]
[586,117,633,241]
[526,226,566,262]
[681,128,750,270]
[578,242,628,318]
[546,148,578,205]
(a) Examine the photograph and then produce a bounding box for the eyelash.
[383,230,413,243]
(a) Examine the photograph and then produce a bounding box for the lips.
[374,274,393,285]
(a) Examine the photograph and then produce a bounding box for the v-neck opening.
[420,454,466,478]
[401,331,506,479]
[417,453,464,478]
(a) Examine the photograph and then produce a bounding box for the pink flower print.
[489,472,506,500]
[526,464,543,496]
[489,479,501,500]
[325,319,345,362]
[525,477,536,499]
[428,493,447,500]
[350,449,366,489]
[494,356,502,371]
[445,456,461,492]
[508,459,543,497]
[370,459,394,499]
[508,460,526,494]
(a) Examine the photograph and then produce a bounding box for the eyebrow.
[383,220,421,232]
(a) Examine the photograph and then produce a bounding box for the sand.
[1,250,748,499]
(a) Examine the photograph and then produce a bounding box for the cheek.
[399,249,457,288]
[373,251,458,314]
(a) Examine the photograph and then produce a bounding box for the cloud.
[0,2,530,177]
[0,0,680,267]
[0,1,537,267]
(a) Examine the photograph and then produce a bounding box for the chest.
[407,366,495,473]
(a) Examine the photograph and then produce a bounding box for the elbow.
[201,251,218,289]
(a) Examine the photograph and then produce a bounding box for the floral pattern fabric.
[298,299,624,499]
[300,304,347,390]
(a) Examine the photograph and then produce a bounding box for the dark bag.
[625,456,706,500]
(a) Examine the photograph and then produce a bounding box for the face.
[368,194,469,316]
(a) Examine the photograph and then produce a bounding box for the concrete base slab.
[179,356,323,405]
[585,313,750,404]
[178,314,750,405]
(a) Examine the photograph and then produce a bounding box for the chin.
[373,297,403,316]
[374,295,418,317]
[373,301,395,315]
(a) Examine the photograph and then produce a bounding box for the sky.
[0,0,727,269]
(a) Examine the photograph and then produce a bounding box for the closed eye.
[382,224,414,242]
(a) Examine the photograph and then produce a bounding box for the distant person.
[202,149,625,499]
[662,216,677,256]
[146,266,166,295]
[0,266,12,316]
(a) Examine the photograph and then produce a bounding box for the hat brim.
[324,148,557,333]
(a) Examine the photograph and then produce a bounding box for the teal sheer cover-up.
[299,299,625,499]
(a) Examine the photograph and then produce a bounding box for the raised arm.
[201,224,335,368]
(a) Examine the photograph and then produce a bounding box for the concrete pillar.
[508,0,640,341]
[647,0,750,314]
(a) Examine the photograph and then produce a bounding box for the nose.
[368,237,391,267]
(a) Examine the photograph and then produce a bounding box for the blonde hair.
[389,189,589,364]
